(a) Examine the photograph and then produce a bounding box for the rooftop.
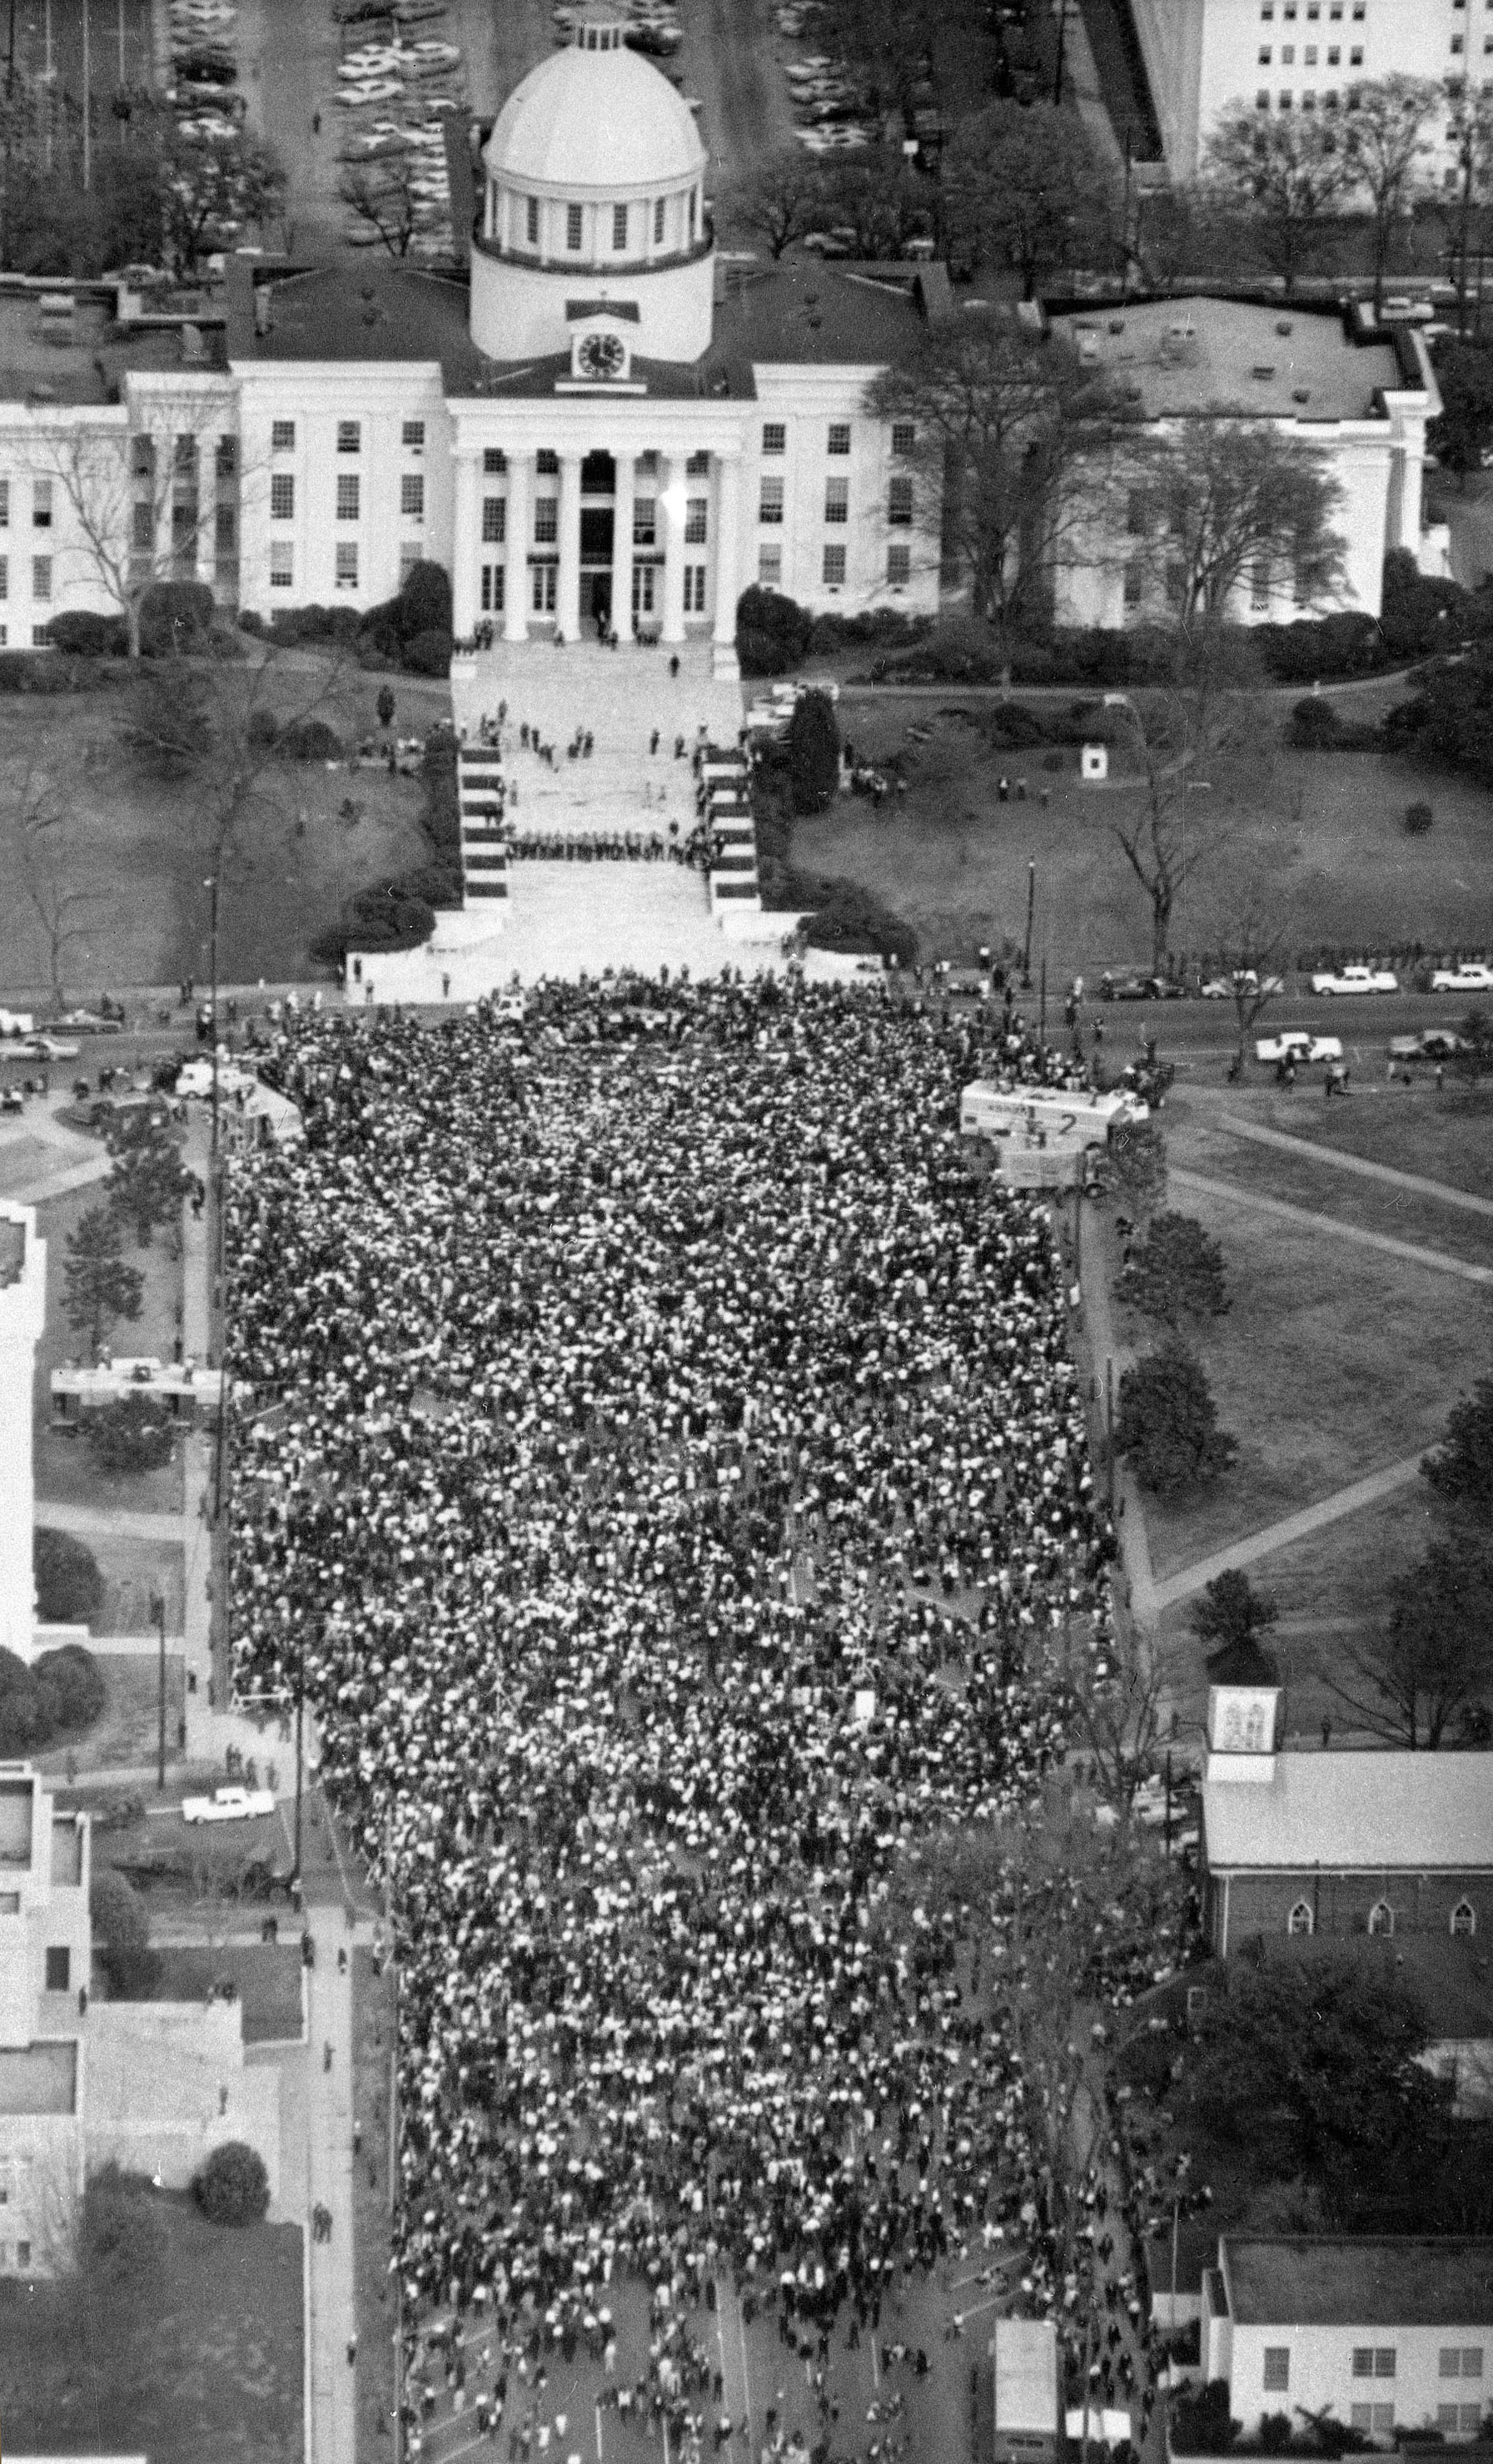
[0,2039,77,2115]
[1222,2237,1493,2329]
[0,1215,23,1288]
[1202,1751,1493,1874]
[484,29,705,191]
[0,279,226,405]
[1046,295,1408,423]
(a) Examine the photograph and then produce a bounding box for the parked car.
[1388,1030,1471,1061]
[1100,973,1182,1001]
[55,1007,122,1035]
[1308,964,1398,995]
[15,1035,81,1061]
[1200,971,1285,1000]
[182,1784,276,1825]
[1255,1031,1345,1064]
[1429,963,1493,993]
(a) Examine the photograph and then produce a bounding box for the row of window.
[1260,44,1362,63]
[760,476,913,525]
[473,496,708,547]
[1286,1897,1476,1935]
[516,191,699,254]
[759,543,911,588]
[1261,2,1363,18]
[1262,2347,1485,2392]
[269,474,425,524]
[0,479,50,529]
[0,557,53,600]
[762,420,915,457]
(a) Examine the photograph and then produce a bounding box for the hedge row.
[311,720,463,965]
[239,561,455,678]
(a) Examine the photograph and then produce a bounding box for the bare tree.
[1068,1622,1179,1815]
[0,736,108,1008]
[942,100,1117,298]
[1129,421,1346,637]
[1437,84,1493,339]
[1106,671,1258,975]
[1342,76,1441,315]
[1201,104,1356,291]
[1212,889,1291,1071]
[719,147,830,258]
[338,151,422,258]
[41,390,243,658]
[1324,1542,1493,1746]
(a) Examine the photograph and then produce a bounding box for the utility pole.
[7,0,16,99]
[1053,0,1067,106]
[1105,1354,1115,1514]
[205,872,221,1155]
[1038,952,1048,1049]
[82,0,90,191]
[1022,861,1035,988]
[1163,1745,1173,1860]
[151,1588,167,1792]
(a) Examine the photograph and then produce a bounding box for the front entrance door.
[632,564,656,621]
[580,571,613,633]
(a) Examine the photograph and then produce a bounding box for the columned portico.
[558,450,583,643]
[659,453,686,646]
[452,448,482,639]
[711,450,742,682]
[505,454,531,643]
[613,451,635,638]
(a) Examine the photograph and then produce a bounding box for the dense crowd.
[225,971,1151,2455]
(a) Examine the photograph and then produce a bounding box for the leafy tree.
[34,1643,105,1731]
[1116,1338,1236,1494]
[62,1207,144,1364]
[106,1114,187,1249]
[34,1527,105,1627]
[161,122,285,276]
[1437,87,1493,339]
[735,584,814,678]
[1325,1539,1493,1746]
[82,2163,167,2286]
[1200,104,1356,291]
[865,320,1122,670]
[85,1398,177,1476]
[1422,1375,1493,1520]
[1190,1568,1280,1677]
[1430,341,1493,488]
[941,100,1115,298]
[1341,76,1441,314]
[1457,1007,1493,1088]
[91,1869,161,1996]
[0,1642,103,1755]
[1182,1958,1445,2177]
[1097,1117,1167,1215]
[720,147,832,257]
[338,151,421,257]
[813,151,928,260]
[787,690,840,814]
[1119,1210,1228,1326]
[193,2139,271,2226]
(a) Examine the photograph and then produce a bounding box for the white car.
[182,1784,276,1825]
[1201,971,1285,1000]
[1430,963,1493,993]
[1255,1031,1344,1065]
[1309,964,1398,995]
[17,1035,81,1061]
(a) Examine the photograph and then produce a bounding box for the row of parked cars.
[1100,961,1493,1002]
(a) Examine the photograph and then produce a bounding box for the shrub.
[0,649,92,693]
[0,1646,57,1753]
[735,583,814,678]
[277,715,343,763]
[803,882,916,966]
[1116,1339,1236,1494]
[985,703,1049,750]
[1405,799,1434,835]
[83,2163,167,2283]
[1261,2417,1295,2454]
[237,609,266,636]
[90,1867,161,1995]
[33,1642,106,1732]
[246,705,279,748]
[403,626,454,678]
[85,1396,177,1474]
[359,561,454,670]
[137,579,215,658]
[47,609,129,657]
[311,879,436,964]
[1171,2382,1242,2456]
[193,2139,271,2226]
[0,1641,103,1754]
[1288,694,1340,748]
[806,606,930,655]
[376,683,396,729]
[787,689,840,815]
[34,1527,105,1626]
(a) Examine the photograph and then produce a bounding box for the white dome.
[485,42,706,195]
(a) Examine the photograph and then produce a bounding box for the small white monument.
[1080,744,1109,782]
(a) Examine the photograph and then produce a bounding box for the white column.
[711,450,742,680]
[613,450,634,635]
[659,452,686,645]
[451,447,482,639]
[504,452,530,643]
[557,450,582,643]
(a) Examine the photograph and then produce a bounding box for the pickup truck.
[1429,963,1493,993]
[1308,965,1398,996]
[182,1784,276,1826]
[1255,1031,1344,1066]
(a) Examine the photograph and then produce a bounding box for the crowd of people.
[223,971,1185,2462]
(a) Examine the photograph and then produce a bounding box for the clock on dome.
[578,330,627,381]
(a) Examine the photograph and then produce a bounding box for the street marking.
[738,2293,754,2453]
[871,2333,880,2389]
[595,2399,605,2461]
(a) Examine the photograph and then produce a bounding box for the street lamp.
[204,874,220,1154]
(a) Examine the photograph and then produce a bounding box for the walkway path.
[1075,1195,1158,1626]
[1150,1449,1428,1612]
[306,1918,359,2464]
[37,1498,183,1543]
[1217,1113,1493,1219]
[1171,1167,1493,1286]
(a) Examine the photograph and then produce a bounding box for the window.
[683,563,707,613]
[1261,43,1273,58]
[1262,3,1273,16]
[1454,32,1466,49]
[689,186,698,238]
[762,422,786,455]
[1329,44,1341,59]
[1443,2352,1468,2379]
[613,202,628,251]
[892,421,916,455]
[1280,90,1293,106]
[336,474,360,521]
[1368,1901,1394,1936]
[1350,42,1362,57]
[1282,43,1295,60]
[0,558,7,600]
[537,449,559,474]
[1257,87,1271,103]
[402,419,426,451]
[482,496,505,544]
[888,475,913,527]
[16,2241,29,2269]
[336,541,358,589]
[271,542,293,588]
[759,477,784,524]
[535,496,558,544]
[44,1945,69,1990]
[174,434,197,478]
[828,422,851,455]
[216,435,237,479]
[271,418,296,451]
[484,448,507,475]
[758,544,782,587]
[1374,2352,1396,2378]
[336,420,361,455]
[1330,0,1341,12]
[1123,560,1143,608]
[271,473,295,521]
[1452,1899,1476,1935]
[1352,2409,1395,2437]
[824,478,849,523]
[531,561,557,614]
[686,450,710,476]
[654,196,665,244]
[1251,557,1272,609]
[634,498,656,545]
[1351,0,1364,13]
[1305,45,1317,62]
[822,544,846,584]
[566,202,583,251]
[888,542,910,584]
[684,497,708,544]
[400,544,421,585]
[1353,2353,1375,2379]
[32,479,51,529]
[132,501,154,551]
[216,504,236,553]
[1166,559,1186,605]
[401,474,425,520]
[1438,2408,1486,2435]
[1263,2352,1291,2392]
[0,480,9,528]
[29,623,45,645]
[480,561,505,612]
[31,555,50,600]
[1287,1899,1313,1935]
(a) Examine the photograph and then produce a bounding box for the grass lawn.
[0,2193,302,2464]
[81,1533,187,1636]
[801,713,1493,976]
[33,1179,186,1514]
[0,1133,58,1195]
[1235,1085,1493,1202]
[352,1945,397,2458]
[35,1649,187,1779]
[137,1944,305,2043]
[78,1795,294,1903]
[0,660,434,997]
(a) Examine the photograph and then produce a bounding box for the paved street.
[306,1920,360,2464]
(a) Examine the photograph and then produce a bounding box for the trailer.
[992,2318,1059,2464]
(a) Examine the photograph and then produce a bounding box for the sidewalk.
[1217,1112,1493,1220]
[306,1921,360,2464]
[1149,1448,1428,1612]
[1171,1166,1493,1286]
[1076,1194,1158,1627]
